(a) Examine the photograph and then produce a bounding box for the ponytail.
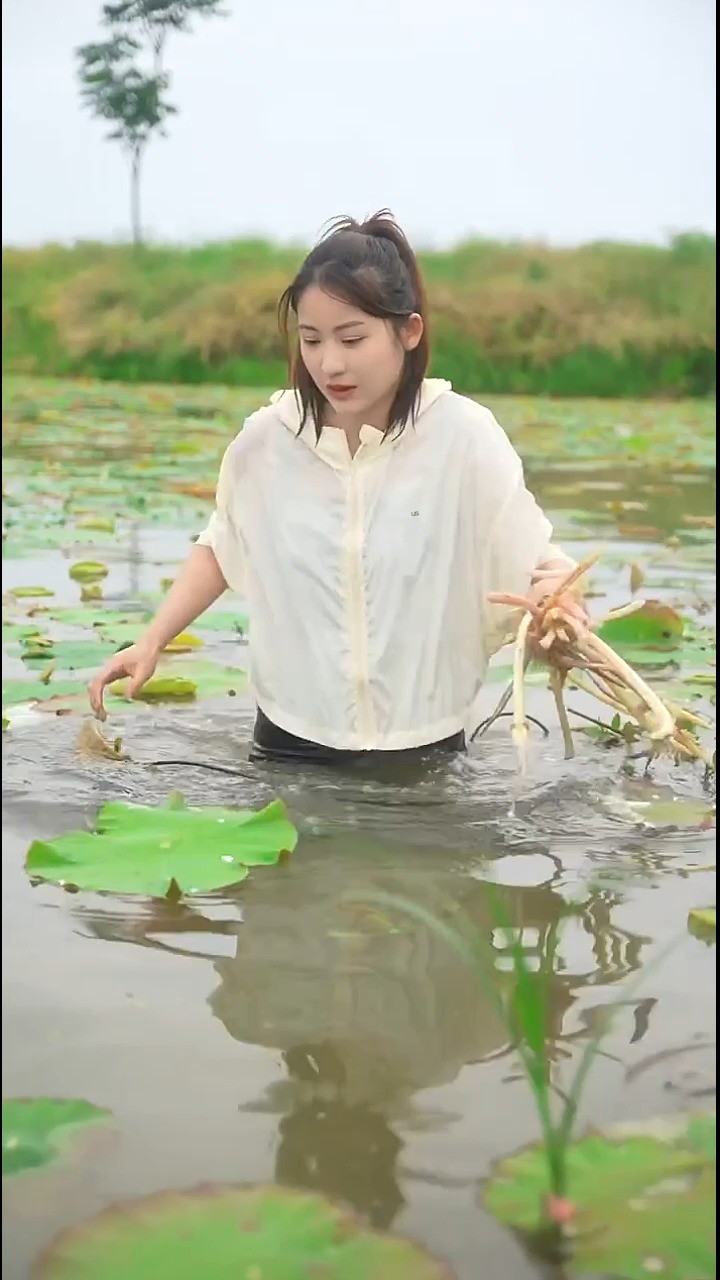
[358,209,428,321]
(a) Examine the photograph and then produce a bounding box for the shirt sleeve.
[194,438,246,595]
[478,416,575,656]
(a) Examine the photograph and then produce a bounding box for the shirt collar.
[269,378,452,453]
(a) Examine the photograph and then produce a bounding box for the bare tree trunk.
[131,146,143,247]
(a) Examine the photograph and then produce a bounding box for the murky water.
[2,387,716,1278]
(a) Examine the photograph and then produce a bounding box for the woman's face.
[297,285,422,426]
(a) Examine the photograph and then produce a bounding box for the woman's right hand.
[88,641,160,721]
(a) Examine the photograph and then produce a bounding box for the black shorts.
[250,706,466,765]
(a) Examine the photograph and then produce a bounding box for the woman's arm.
[477,411,587,650]
[87,544,229,719]
[143,543,229,649]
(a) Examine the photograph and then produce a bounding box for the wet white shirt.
[196,379,572,751]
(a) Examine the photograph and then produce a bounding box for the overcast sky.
[2,0,716,248]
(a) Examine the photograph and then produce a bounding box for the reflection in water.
[74,837,649,1231]
[274,1043,405,1229]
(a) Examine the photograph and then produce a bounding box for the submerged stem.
[549,669,574,760]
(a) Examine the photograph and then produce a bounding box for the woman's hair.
[278,209,429,440]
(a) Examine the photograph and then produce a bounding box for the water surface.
[2,382,716,1278]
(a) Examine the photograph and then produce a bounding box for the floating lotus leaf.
[2,1098,113,1179]
[68,561,109,584]
[25,796,298,897]
[484,1112,715,1278]
[35,1184,454,1279]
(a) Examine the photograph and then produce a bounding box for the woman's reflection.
[273,1042,404,1228]
[73,838,649,1231]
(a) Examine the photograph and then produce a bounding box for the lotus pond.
[2,377,716,1279]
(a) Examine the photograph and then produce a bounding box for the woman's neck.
[323,388,395,447]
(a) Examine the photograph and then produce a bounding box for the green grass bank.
[3,232,715,397]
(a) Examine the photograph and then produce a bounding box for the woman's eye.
[300,336,364,348]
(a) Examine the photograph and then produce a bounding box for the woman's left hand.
[528,566,591,630]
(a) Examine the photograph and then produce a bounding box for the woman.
[88,211,584,762]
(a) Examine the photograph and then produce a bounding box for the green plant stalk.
[349,891,566,1196]
[353,887,678,1217]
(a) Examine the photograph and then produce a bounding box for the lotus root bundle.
[481,554,714,774]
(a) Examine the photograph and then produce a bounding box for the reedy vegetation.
[3,232,715,396]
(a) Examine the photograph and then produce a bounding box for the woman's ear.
[401,313,424,351]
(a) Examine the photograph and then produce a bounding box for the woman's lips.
[326,384,356,397]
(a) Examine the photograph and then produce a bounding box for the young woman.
[88,211,584,763]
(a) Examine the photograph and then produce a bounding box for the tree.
[77,2,225,246]
[76,34,173,248]
[102,1,226,72]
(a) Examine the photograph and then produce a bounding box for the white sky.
[2,0,716,247]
